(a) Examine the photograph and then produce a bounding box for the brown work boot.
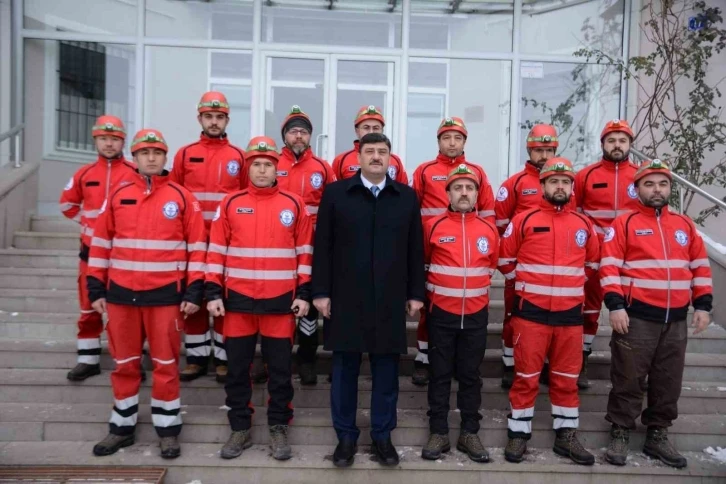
[92,433,135,456]
[553,428,594,465]
[159,436,180,459]
[67,363,101,382]
[220,429,253,459]
[643,426,687,468]
[457,431,489,463]
[577,352,591,389]
[504,437,527,463]
[180,363,207,382]
[421,433,450,460]
[215,365,228,384]
[269,424,292,460]
[605,424,630,466]
[501,364,514,389]
[411,362,429,386]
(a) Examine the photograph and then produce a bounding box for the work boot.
[501,364,514,389]
[180,363,207,382]
[411,362,429,386]
[159,436,180,459]
[269,424,292,460]
[457,431,489,463]
[643,426,687,468]
[215,365,228,384]
[553,428,594,466]
[298,362,318,386]
[577,352,591,389]
[539,363,549,385]
[421,433,450,460]
[605,424,630,466]
[504,437,527,463]
[67,363,101,381]
[220,429,252,459]
[92,433,135,456]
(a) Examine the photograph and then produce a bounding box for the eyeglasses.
[287,129,310,137]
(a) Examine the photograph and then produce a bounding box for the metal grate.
[0,466,166,483]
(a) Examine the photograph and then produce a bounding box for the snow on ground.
[704,446,726,462]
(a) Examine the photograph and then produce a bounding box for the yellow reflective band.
[132,133,167,147]
[198,100,230,109]
[247,141,277,152]
[440,118,465,128]
[93,124,125,133]
[542,161,574,174]
[527,135,558,143]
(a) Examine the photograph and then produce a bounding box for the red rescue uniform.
[276,146,335,227]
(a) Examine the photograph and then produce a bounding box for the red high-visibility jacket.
[169,134,247,227]
[332,140,409,185]
[498,198,600,325]
[599,204,713,323]
[59,156,136,252]
[494,162,542,234]
[205,183,314,314]
[424,209,499,326]
[276,147,335,226]
[575,159,639,237]
[86,172,208,306]
[412,153,495,224]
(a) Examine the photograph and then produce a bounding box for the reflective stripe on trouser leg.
[184,307,212,365]
[185,331,211,359]
[549,325,582,430]
[213,330,227,364]
[109,394,139,435]
[508,406,534,436]
[298,315,318,337]
[77,259,103,364]
[77,338,101,365]
[582,333,595,354]
[502,342,514,367]
[415,309,429,364]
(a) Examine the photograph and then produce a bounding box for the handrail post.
[678,184,684,215]
[14,134,20,168]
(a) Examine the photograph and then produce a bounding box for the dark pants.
[606,316,687,430]
[331,351,400,442]
[225,335,294,430]
[296,306,319,365]
[428,322,487,435]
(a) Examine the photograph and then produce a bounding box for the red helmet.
[600,118,634,142]
[130,129,168,154]
[437,116,468,138]
[634,158,672,185]
[246,136,280,164]
[198,91,230,114]
[539,157,576,181]
[92,115,125,140]
[526,124,559,149]
[281,105,313,139]
[354,105,385,127]
[446,163,480,190]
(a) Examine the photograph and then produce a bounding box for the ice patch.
[718,387,726,392]
[704,446,726,462]
[11,312,18,316]
[219,405,231,410]
[186,481,204,484]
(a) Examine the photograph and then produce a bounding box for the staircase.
[1,215,725,483]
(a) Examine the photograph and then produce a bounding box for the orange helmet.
[437,116,468,138]
[526,124,559,149]
[197,91,230,114]
[130,129,168,154]
[354,105,385,127]
[446,163,480,190]
[281,105,313,139]
[539,157,575,181]
[92,115,125,139]
[246,136,280,164]
[634,158,672,185]
[600,118,634,141]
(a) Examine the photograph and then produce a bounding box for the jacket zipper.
[614,163,619,214]
[460,212,467,329]
[655,210,671,323]
[105,159,112,201]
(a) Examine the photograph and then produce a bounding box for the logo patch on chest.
[236,207,254,214]
[635,228,653,236]
[162,201,179,219]
[627,183,637,199]
[227,160,240,176]
[575,229,588,248]
[310,172,323,189]
[439,236,456,243]
[432,175,448,182]
[604,227,616,243]
[280,209,295,227]
[675,229,688,246]
[387,166,397,180]
[476,236,490,254]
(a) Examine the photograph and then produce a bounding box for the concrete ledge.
[0,161,39,248]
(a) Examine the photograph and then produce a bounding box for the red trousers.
[501,278,515,368]
[583,275,601,353]
[77,260,103,364]
[415,308,428,364]
[184,305,225,365]
[224,312,296,341]
[507,317,582,439]
[106,303,182,437]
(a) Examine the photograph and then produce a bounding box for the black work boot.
[67,363,101,382]
[539,363,549,385]
[160,436,180,459]
[501,364,515,389]
[457,431,489,463]
[220,429,252,459]
[577,352,591,390]
[504,437,527,463]
[269,424,292,460]
[92,433,135,456]
[421,433,450,460]
[298,362,318,386]
[643,426,687,468]
[605,424,630,466]
[411,362,429,386]
[553,428,594,466]
[180,363,207,382]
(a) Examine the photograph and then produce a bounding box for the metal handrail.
[630,147,726,214]
[0,123,24,168]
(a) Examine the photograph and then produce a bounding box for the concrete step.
[2,402,725,453]
[2,369,725,415]
[30,216,78,234]
[13,231,80,251]
[0,249,78,269]
[0,268,78,290]
[0,289,79,313]
[2,338,725,381]
[2,442,724,484]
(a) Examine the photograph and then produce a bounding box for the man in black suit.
[312,133,425,467]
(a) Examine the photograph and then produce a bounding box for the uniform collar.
[96,154,128,165]
[135,169,171,192]
[199,132,229,147]
[538,196,572,213]
[281,146,313,165]
[446,206,478,220]
[352,140,360,151]
[599,157,632,171]
[247,181,280,199]
[524,161,541,175]
[347,170,399,194]
[436,152,466,165]
[636,201,671,218]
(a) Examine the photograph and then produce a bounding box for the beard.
[642,194,669,208]
[287,142,309,156]
[544,191,571,206]
[603,147,629,162]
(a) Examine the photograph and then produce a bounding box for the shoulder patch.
[496,186,508,202]
[503,222,513,238]
[604,227,616,243]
